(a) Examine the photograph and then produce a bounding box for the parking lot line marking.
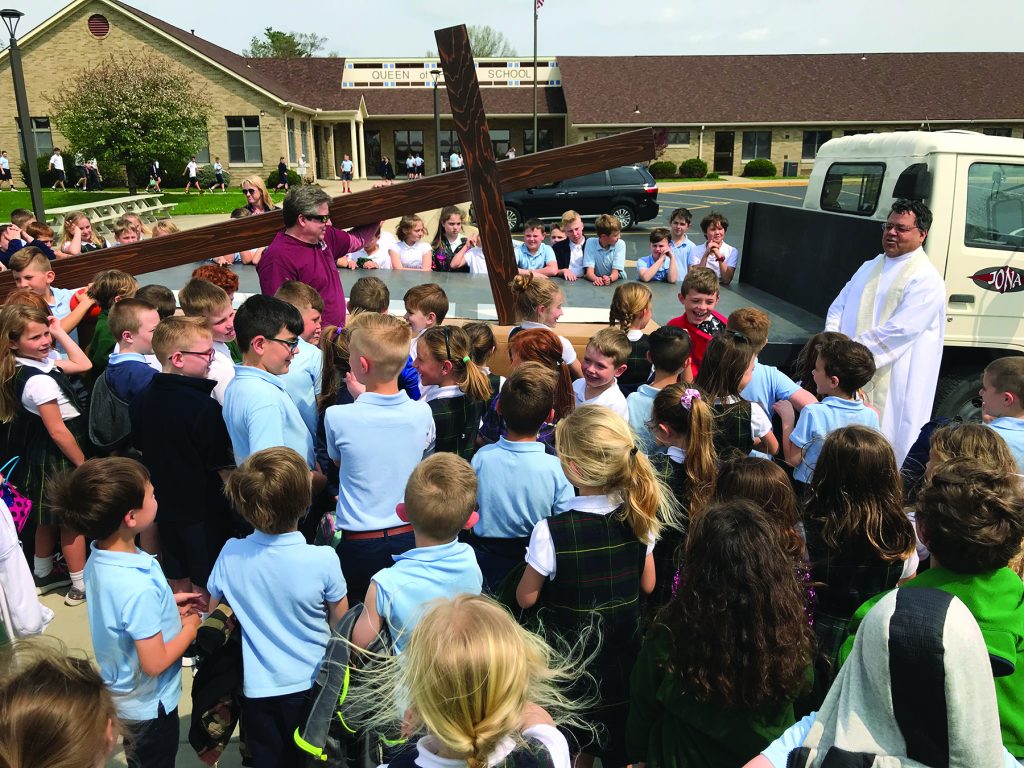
[740,187,804,200]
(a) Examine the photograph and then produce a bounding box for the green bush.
[678,158,708,179]
[648,160,677,178]
[742,158,778,177]
[19,154,59,188]
[267,169,302,189]
[197,164,230,188]
[706,172,720,180]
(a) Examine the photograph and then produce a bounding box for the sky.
[10,0,1024,58]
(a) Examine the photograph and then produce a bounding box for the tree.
[244,27,327,58]
[50,53,212,194]
[427,24,516,58]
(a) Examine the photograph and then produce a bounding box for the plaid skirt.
[11,415,88,526]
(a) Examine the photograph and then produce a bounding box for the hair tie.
[630,445,638,456]
[680,388,701,410]
[335,326,344,337]
[462,355,471,364]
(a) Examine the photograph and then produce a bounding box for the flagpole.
[532,0,538,153]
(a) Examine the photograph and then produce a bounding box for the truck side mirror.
[893,163,931,201]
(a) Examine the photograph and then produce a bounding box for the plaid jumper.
[541,508,645,764]
[428,394,485,460]
[712,400,754,460]
[804,516,904,684]
[619,334,651,396]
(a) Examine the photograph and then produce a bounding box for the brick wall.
[0,1,299,186]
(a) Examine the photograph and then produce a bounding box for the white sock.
[34,555,53,578]
[69,569,85,592]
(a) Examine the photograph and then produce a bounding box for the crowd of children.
[0,189,1022,768]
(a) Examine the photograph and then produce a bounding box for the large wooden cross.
[0,26,654,323]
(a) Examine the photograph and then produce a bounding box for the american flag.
[536,0,544,9]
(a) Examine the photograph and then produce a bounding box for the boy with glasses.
[178,278,237,404]
[223,295,326,496]
[130,316,236,599]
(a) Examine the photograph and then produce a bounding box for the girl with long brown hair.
[628,500,814,767]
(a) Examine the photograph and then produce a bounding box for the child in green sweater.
[839,457,1024,759]
[85,269,138,383]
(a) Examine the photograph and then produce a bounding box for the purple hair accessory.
[680,388,701,410]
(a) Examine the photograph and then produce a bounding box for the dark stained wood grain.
[435,24,519,323]
[0,139,655,304]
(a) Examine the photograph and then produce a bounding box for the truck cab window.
[820,163,885,215]
[965,162,1024,250]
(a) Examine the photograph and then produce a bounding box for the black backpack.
[87,369,131,454]
[295,604,394,766]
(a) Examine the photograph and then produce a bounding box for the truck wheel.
[505,206,523,232]
[932,367,982,422]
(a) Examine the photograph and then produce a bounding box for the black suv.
[501,164,659,231]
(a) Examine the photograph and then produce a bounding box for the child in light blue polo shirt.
[515,219,559,277]
[275,281,326,441]
[208,447,348,768]
[470,362,574,591]
[583,213,626,285]
[50,457,201,767]
[980,356,1024,472]
[777,337,880,485]
[625,325,691,456]
[352,453,482,654]
[223,295,320,488]
[322,312,436,604]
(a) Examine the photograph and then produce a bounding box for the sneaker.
[64,586,87,606]
[34,566,71,595]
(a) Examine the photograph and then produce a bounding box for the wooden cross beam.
[435,25,517,320]
[0,33,655,322]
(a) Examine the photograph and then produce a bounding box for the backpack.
[295,603,394,766]
[87,369,131,454]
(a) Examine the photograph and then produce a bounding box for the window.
[287,117,296,163]
[665,130,691,145]
[194,136,211,164]
[524,128,554,153]
[489,129,510,158]
[742,130,772,161]
[570,171,606,187]
[226,116,262,164]
[844,129,874,136]
[983,127,1013,137]
[439,130,461,158]
[609,167,641,185]
[393,130,424,167]
[15,117,53,158]
[819,162,885,216]
[300,120,309,161]
[802,130,833,159]
[964,162,1024,251]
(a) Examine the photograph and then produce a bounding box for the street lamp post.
[431,68,442,176]
[2,8,44,220]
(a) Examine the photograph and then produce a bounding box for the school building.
[2,0,1023,186]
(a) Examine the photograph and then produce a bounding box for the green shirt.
[87,309,115,383]
[839,566,1024,758]
[627,623,800,768]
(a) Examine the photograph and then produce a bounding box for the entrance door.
[364,130,381,175]
[714,131,735,175]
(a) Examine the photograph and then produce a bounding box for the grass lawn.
[0,188,287,220]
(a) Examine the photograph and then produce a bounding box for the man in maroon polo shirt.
[257,186,380,327]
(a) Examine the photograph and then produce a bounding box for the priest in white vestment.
[825,200,946,466]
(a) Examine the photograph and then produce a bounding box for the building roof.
[557,53,1024,125]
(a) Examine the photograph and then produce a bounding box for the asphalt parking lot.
[617,183,809,261]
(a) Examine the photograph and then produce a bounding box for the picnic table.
[46,194,175,237]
